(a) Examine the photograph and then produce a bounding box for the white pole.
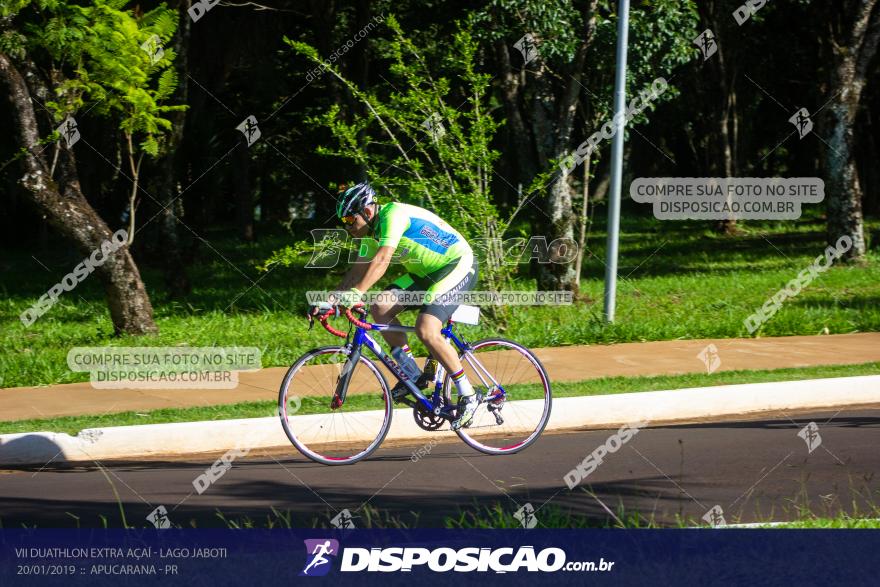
[603,0,630,322]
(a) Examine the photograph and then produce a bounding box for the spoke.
[283,349,388,462]
[457,341,548,450]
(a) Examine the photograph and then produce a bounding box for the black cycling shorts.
[382,255,479,323]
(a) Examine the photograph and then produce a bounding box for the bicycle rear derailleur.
[485,388,505,425]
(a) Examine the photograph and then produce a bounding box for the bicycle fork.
[332,346,360,409]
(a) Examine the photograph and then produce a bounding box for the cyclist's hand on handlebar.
[308,301,337,318]
[307,297,370,335]
[328,287,362,309]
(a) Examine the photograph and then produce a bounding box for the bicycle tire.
[278,345,393,465]
[443,338,552,455]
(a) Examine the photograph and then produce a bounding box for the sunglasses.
[340,214,357,226]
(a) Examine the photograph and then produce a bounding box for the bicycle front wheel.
[279,346,393,465]
[444,338,552,455]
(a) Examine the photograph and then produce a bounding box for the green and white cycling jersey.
[357,202,472,277]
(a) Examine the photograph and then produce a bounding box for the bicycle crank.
[413,405,445,431]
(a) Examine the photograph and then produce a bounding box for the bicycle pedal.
[391,382,410,402]
[414,373,434,390]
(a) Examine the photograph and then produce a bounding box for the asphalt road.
[1,408,878,528]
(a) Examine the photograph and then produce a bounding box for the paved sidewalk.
[1,333,877,422]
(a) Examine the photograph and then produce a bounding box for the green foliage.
[284,16,516,292]
[0,0,33,18]
[471,1,698,95]
[12,0,185,156]
[471,0,699,156]
[257,232,357,273]
[588,0,698,124]
[0,29,28,59]
[4,217,879,389]
[470,0,582,61]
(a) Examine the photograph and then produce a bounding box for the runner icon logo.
[693,29,717,60]
[789,108,814,139]
[56,116,81,147]
[702,505,726,528]
[514,33,539,65]
[236,115,261,147]
[798,421,822,453]
[696,344,721,374]
[513,503,538,529]
[146,505,171,529]
[301,539,340,577]
[330,508,356,529]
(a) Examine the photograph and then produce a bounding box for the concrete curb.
[2,375,878,466]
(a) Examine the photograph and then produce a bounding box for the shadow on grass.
[787,295,880,311]
[1,220,855,316]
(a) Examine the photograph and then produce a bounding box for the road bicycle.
[278,304,552,465]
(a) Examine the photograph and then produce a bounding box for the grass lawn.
[213,503,880,529]
[2,213,879,389]
[1,361,876,435]
[767,518,880,528]
[14,503,880,529]
[442,503,880,529]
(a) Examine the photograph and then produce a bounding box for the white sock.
[451,369,474,397]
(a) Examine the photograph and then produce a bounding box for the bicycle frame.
[287,306,554,463]
[332,315,508,417]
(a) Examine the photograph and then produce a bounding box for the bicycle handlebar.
[344,304,373,330]
[310,303,372,338]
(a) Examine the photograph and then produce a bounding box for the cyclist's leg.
[414,254,478,379]
[413,254,478,428]
[415,313,462,373]
[375,277,423,400]
[372,276,413,348]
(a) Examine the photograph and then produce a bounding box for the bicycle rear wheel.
[444,338,551,455]
[279,346,393,465]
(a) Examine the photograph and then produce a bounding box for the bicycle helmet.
[336,182,376,220]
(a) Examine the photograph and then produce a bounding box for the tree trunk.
[699,1,738,235]
[825,98,868,259]
[153,0,193,298]
[823,0,879,261]
[1,52,158,335]
[529,62,578,292]
[539,173,579,290]
[575,156,591,289]
[233,142,255,241]
[531,0,599,293]
[494,39,537,192]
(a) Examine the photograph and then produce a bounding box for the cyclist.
[310,182,480,430]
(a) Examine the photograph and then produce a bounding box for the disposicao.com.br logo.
[301,539,340,576]
[301,540,612,574]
